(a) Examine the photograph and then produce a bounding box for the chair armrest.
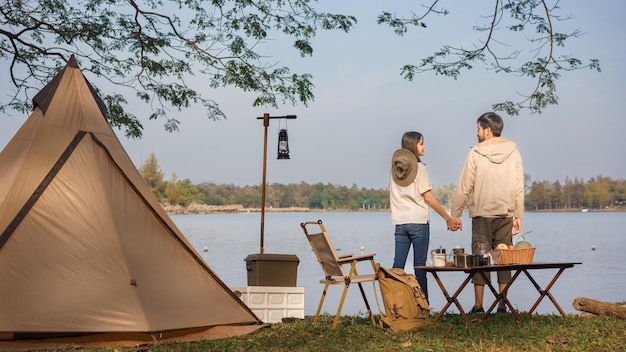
[338,253,354,258]
[337,253,376,263]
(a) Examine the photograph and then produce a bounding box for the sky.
[1,1,625,190]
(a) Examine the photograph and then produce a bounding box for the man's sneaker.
[469,306,484,314]
[496,307,507,313]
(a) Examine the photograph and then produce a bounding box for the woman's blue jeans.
[393,223,430,302]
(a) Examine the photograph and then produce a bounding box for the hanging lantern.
[277,128,290,159]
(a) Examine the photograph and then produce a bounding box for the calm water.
[173,211,626,316]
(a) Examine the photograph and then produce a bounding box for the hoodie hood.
[472,137,517,164]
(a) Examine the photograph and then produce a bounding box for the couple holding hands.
[389,112,525,313]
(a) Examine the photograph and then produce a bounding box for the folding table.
[415,262,582,322]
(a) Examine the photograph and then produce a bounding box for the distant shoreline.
[162,203,314,215]
[162,203,625,215]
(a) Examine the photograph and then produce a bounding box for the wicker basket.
[498,247,535,264]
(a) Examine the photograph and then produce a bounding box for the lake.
[173,211,626,316]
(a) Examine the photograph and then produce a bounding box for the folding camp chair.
[300,220,379,329]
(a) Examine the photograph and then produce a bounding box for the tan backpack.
[376,266,429,333]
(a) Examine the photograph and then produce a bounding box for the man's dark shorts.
[471,216,513,285]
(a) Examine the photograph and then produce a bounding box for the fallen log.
[572,297,626,319]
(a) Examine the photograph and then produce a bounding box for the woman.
[389,131,461,301]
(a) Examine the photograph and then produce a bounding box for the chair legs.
[357,282,377,326]
[315,281,378,330]
[331,284,351,329]
[313,283,330,325]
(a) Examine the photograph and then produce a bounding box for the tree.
[586,176,610,209]
[138,152,165,200]
[196,182,228,205]
[568,177,586,209]
[0,0,356,138]
[552,180,563,209]
[378,0,600,115]
[1,0,599,136]
[176,178,203,206]
[163,173,181,205]
[527,181,549,210]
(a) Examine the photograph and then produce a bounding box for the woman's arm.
[423,190,462,231]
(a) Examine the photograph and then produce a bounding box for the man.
[451,112,524,313]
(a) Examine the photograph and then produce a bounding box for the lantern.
[277,129,290,159]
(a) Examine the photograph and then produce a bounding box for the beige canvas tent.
[0,56,262,349]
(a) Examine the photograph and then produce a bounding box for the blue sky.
[2,1,625,190]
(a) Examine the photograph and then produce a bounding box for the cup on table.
[429,249,447,267]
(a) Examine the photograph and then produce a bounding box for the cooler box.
[245,253,299,287]
[231,286,305,323]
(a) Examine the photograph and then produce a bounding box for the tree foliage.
[1,0,600,137]
[526,175,625,210]
[0,0,356,137]
[138,152,165,199]
[193,181,391,211]
[378,0,601,115]
[139,155,625,211]
[152,176,626,212]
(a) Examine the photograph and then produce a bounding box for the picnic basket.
[498,247,535,264]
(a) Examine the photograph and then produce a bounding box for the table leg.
[524,268,569,316]
[480,270,523,321]
[429,271,473,322]
[480,271,501,314]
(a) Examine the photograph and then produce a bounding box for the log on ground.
[572,297,626,318]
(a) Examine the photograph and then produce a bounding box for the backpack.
[376,265,429,333]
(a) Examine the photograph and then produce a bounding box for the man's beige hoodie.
[451,137,524,219]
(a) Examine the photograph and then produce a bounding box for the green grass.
[66,312,625,352]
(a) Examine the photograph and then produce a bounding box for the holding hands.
[446,217,462,231]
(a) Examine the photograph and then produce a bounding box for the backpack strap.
[372,263,387,329]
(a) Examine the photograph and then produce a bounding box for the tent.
[0,56,262,349]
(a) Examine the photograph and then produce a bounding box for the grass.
[63,311,625,352]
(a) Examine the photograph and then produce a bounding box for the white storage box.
[232,286,305,323]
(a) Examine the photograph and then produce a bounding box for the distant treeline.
[525,175,626,211]
[139,153,625,211]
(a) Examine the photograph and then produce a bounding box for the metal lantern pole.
[256,113,296,254]
[260,113,269,254]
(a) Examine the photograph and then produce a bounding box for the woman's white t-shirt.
[389,161,433,225]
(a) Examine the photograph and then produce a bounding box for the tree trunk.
[572,297,626,319]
